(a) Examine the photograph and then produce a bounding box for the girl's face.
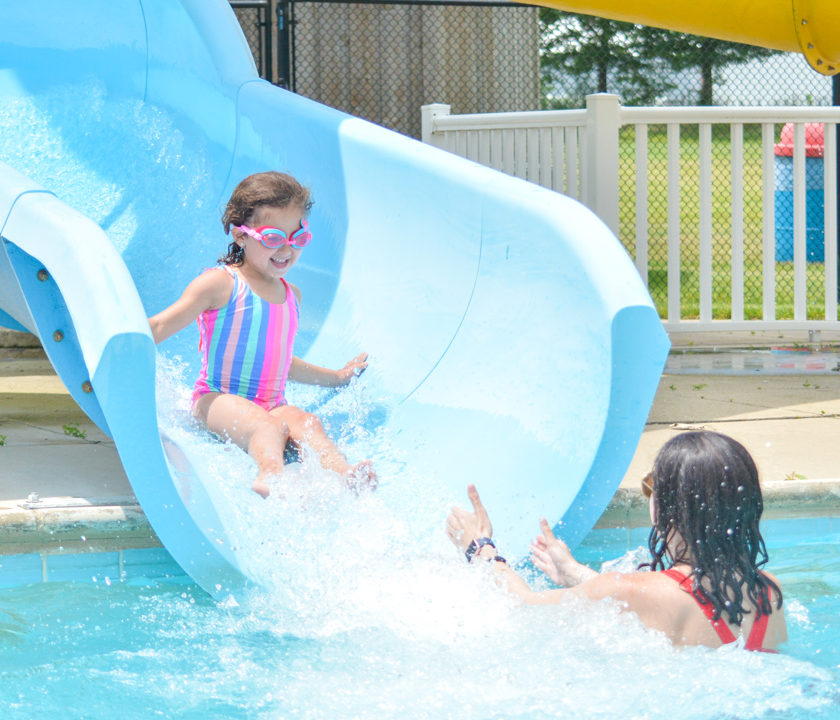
[234,204,306,280]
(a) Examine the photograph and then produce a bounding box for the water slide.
[0,0,669,599]
[533,0,840,75]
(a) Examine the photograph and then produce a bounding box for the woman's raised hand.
[446,484,493,552]
[530,518,588,587]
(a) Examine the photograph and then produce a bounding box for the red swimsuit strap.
[744,591,772,651]
[662,568,775,651]
[662,568,736,643]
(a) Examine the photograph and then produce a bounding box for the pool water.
[0,515,838,720]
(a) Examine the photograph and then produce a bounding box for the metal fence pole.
[276,1,292,89]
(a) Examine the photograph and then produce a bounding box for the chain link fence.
[230,3,839,322]
[539,10,837,321]
[231,1,276,80]
[286,1,540,139]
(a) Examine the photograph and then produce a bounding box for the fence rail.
[422,96,840,334]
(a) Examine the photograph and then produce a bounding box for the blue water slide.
[0,0,669,597]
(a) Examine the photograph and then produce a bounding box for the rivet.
[801,18,808,25]
[52,330,64,342]
[807,43,814,49]
[81,381,93,394]
[36,269,49,281]
[817,59,824,66]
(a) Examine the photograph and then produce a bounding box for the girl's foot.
[344,460,378,492]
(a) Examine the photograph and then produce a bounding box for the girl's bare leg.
[270,405,377,489]
[194,392,290,497]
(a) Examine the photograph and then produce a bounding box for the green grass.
[62,424,87,440]
[617,124,832,321]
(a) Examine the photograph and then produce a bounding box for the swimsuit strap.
[662,568,737,643]
[662,568,776,651]
[744,587,772,651]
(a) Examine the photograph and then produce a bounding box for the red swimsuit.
[662,568,776,652]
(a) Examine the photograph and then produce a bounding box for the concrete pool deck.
[2,329,840,551]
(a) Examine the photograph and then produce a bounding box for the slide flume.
[0,0,669,598]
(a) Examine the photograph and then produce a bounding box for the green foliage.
[539,10,673,108]
[640,31,778,105]
[62,424,87,440]
[540,10,781,107]
[0,434,6,446]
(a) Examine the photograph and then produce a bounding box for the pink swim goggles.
[235,220,312,249]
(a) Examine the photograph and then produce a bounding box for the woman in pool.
[447,431,787,650]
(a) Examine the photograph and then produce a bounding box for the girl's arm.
[285,284,369,386]
[288,353,368,387]
[148,268,230,344]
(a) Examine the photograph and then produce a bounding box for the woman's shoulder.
[579,569,698,614]
[578,570,667,601]
[760,570,784,602]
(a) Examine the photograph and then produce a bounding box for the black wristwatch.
[465,537,496,562]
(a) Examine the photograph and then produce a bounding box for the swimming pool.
[1,513,837,720]
[1,78,837,720]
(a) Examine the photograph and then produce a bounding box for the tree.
[540,11,782,107]
[539,10,674,108]
[640,31,780,105]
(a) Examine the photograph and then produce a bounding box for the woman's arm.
[447,485,627,607]
[288,352,368,387]
[446,484,567,605]
[148,268,230,344]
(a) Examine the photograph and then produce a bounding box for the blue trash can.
[774,122,825,262]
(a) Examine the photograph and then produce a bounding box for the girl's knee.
[256,416,290,440]
[301,411,324,433]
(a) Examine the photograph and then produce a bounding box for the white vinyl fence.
[421,95,840,334]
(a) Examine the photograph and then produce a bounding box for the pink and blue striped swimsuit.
[192,266,299,411]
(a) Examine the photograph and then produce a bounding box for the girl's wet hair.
[642,431,782,625]
[219,171,313,265]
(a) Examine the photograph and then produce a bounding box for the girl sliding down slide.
[150,171,376,498]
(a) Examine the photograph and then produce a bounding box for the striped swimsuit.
[192,266,299,411]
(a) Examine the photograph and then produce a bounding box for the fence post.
[276,1,292,89]
[584,94,620,237]
[421,104,451,147]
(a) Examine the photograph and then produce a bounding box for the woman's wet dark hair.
[642,431,782,625]
[218,171,313,266]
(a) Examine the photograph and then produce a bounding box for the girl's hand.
[530,518,595,587]
[336,352,369,385]
[446,484,493,553]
